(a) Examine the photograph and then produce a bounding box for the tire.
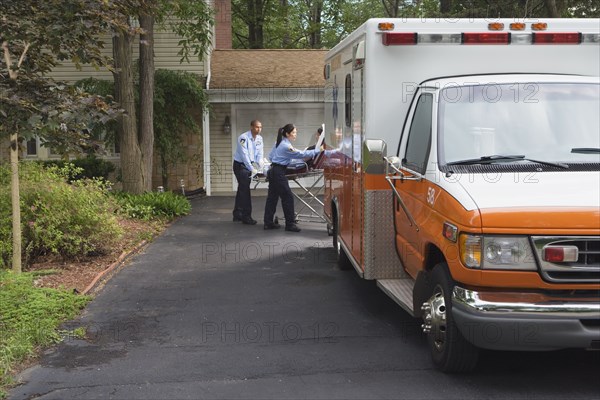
[421,263,479,373]
[332,213,352,270]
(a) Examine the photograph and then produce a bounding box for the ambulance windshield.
[438,82,600,166]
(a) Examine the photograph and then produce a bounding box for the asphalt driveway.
[10,195,600,399]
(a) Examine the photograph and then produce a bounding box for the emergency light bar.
[381,31,599,45]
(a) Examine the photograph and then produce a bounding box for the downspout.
[203,24,214,196]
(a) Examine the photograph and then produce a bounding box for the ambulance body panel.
[322,18,600,372]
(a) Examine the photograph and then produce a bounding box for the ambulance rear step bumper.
[452,286,600,351]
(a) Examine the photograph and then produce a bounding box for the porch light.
[223,116,231,134]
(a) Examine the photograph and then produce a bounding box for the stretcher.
[252,161,326,223]
[252,127,327,223]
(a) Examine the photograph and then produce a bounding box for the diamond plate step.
[377,278,415,317]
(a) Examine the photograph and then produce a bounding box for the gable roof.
[210,49,327,89]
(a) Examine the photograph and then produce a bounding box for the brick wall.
[214,0,232,49]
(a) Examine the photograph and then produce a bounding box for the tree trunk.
[113,27,145,194]
[10,131,22,273]
[161,155,169,189]
[248,0,264,48]
[280,0,290,47]
[309,1,322,48]
[544,0,560,17]
[139,12,155,192]
[440,0,452,14]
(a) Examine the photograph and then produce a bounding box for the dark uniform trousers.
[264,164,295,226]
[233,161,252,219]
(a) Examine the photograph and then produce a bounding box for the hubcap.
[421,286,447,351]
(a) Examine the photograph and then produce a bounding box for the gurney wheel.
[327,223,334,236]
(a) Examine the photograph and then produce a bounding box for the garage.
[207,49,327,194]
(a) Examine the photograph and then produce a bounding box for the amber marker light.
[531,22,548,31]
[378,22,395,31]
[510,23,526,31]
[488,22,504,31]
[442,222,458,242]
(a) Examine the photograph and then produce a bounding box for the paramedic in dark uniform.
[233,120,263,225]
[263,123,321,232]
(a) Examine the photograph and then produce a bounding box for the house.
[205,49,326,195]
[3,0,327,195]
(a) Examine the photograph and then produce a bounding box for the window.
[438,83,600,164]
[26,138,38,157]
[403,94,433,174]
[345,74,351,128]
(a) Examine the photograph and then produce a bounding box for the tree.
[111,0,213,194]
[232,0,599,50]
[1,0,120,273]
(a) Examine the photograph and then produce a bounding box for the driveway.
[10,196,600,399]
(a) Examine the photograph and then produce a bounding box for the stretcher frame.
[252,164,326,223]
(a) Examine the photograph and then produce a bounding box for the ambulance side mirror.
[363,139,387,174]
[385,156,402,175]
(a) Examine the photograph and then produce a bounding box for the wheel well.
[424,244,445,272]
[331,200,338,223]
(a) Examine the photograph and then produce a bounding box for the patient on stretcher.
[255,128,327,180]
[286,128,326,174]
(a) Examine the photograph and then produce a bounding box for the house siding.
[48,28,207,84]
[209,104,234,193]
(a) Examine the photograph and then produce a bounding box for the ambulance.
[322,18,600,372]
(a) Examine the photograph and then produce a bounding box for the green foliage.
[40,155,116,181]
[154,69,208,188]
[1,1,122,149]
[232,0,599,49]
[0,162,123,268]
[113,191,191,220]
[73,78,119,153]
[0,270,89,395]
[157,0,215,62]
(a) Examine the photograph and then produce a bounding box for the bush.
[0,162,122,268]
[40,155,116,181]
[113,191,191,220]
[0,270,89,394]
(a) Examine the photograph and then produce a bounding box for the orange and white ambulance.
[322,18,600,372]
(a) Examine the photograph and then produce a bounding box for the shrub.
[40,155,116,181]
[113,191,191,220]
[0,162,123,268]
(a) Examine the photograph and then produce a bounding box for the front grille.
[532,236,600,283]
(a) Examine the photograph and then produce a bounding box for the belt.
[271,163,287,168]
[233,160,248,169]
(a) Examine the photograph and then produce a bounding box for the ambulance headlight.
[459,234,537,270]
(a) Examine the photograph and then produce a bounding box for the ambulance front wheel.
[422,263,479,373]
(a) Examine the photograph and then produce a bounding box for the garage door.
[232,103,324,190]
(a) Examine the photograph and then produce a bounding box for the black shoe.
[285,224,301,232]
[264,222,281,230]
[233,215,242,222]
[242,217,257,225]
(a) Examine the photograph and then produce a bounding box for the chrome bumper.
[451,286,600,351]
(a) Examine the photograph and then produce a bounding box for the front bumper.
[452,286,600,351]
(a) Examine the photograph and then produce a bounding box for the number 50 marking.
[427,187,435,206]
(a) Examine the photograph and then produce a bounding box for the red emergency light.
[382,32,417,46]
[462,32,510,44]
[532,32,582,44]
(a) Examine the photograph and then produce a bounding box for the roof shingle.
[210,49,327,89]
